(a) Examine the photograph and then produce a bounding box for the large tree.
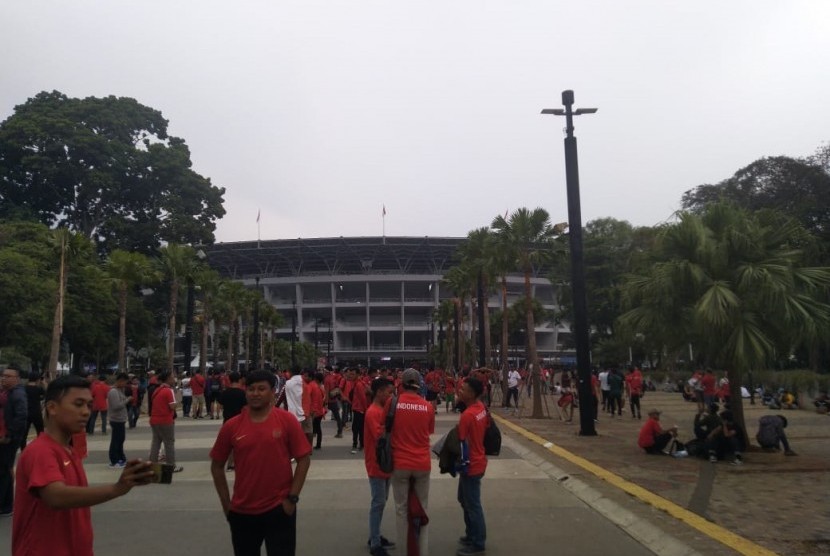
[620,202,830,439]
[492,207,561,418]
[0,90,226,254]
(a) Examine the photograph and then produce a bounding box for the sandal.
[173,466,184,473]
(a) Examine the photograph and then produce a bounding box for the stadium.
[204,236,571,368]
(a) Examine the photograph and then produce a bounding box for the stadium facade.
[204,236,572,367]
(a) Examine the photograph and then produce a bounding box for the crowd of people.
[0,363,494,556]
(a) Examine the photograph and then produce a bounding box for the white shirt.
[507,370,521,388]
[285,374,306,422]
[599,371,610,391]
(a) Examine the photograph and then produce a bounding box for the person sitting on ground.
[637,409,678,455]
[780,390,799,410]
[756,415,796,456]
[706,410,744,465]
[693,403,722,441]
[814,391,829,414]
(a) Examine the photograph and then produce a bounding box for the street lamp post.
[291,300,297,369]
[542,89,598,436]
[184,277,195,375]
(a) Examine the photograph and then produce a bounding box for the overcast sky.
[2,1,829,243]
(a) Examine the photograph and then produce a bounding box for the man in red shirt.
[390,368,435,556]
[12,375,153,556]
[324,367,344,438]
[701,368,717,408]
[210,370,312,556]
[86,375,110,435]
[424,368,443,413]
[349,369,370,455]
[444,371,457,413]
[308,372,325,450]
[148,371,182,472]
[456,377,489,556]
[364,378,396,556]
[637,409,678,454]
[625,367,644,420]
[190,369,206,418]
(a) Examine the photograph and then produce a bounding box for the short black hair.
[46,375,91,403]
[314,372,325,383]
[158,370,171,383]
[229,372,241,383]
[465,377,484,398]
[371,377,393,394]
[246,370,276,389]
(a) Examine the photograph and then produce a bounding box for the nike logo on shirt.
[63,460,71,466]
[235,435,247,441]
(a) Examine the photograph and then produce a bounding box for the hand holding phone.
[150,462,176,484]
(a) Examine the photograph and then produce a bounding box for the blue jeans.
[368,476,390,549]
[458,474,486,550]
[108,421,127,464]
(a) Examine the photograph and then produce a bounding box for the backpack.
[483,409,501,456]
[376,397,397,474]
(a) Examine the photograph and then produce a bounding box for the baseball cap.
[401,368,421,388]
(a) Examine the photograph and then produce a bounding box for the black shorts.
[426,390,439,401]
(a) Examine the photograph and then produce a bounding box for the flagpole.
[382,204,386,244]
[257,209,261,249]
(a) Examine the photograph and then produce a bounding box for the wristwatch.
[286,494,300,504]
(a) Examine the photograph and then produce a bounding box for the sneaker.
[784,450,797,456]
[731,458,743,466]
[350,448,358,455]
[456,546,486,556]
[673,450,689,458]
[709,454,718,463]
[368,537,396,550]
[334,433,343,438]
[173,466,184,473]
[459,536,473,547]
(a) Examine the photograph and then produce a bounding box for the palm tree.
[47,229,90,378]
[105,250,158,373]
[193,268,222,375]
[432,300,456,370]
[492,208,560,418]
[156,244,198,374]
[213,280,248,373]
[458,227,499,368]
[443,264,475,370]
[621,202,830,438]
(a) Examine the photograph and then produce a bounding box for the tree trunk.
[226,314,235,373]
[118,283,128,372]
[500,277,509,404]
[167,279,179,374]
[470,298,478,366]
[231,316,241,372]
[525,270,543,418]
[200,300,209,376]
[482,281,492,369]
[47,243,67,379]
[455,298,464,371]
[728,368,750,449]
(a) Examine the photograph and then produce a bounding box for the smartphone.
[150,463,176,484]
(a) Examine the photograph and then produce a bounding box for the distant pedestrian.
[219,372,247,423]
[148,371,182,473]
[12,375,153,556]
[106,373,130,468]
[506,368,520,409]
[625,366,643,419]
[190,369,206,418]
[756,415,796,456]
[1,365,27,516]
[607,369,624,417]
[349,369,370,455]
[22,373,46,450]
[456,377,488,556]
[180,373,193,418]
[390,368,434,556]
[324,367,344,438]
[637,409,678,455]
[86,375,110,435]
[310,372,325,450]
[210,370,312,556]
[598,368,610,411]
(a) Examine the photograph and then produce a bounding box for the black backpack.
[483,409,501,456]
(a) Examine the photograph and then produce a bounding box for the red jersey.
[190,373,206,396]
[13,433,93,556]
[637,418,662,449]
[210,407,311,514]
[91,380,110,411]
[458,400,488,476]
[301,381,312,419]
[363,403,391,479]
[149,384,176,425]
[342,378,355,403]
[444,375,456,395]
[310,382,325,417]
[324,373,342,398]
[701,373,717,396]
[425,371,443,393]
[390,391,434,471]
[350,379,370,414]
[626,371,643,396]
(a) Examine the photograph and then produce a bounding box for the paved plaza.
[3,411,656,556]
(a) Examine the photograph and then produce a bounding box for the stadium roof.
[203,236,464,279]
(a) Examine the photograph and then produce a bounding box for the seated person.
[781,391,799,409]
[814,391,829,414]
[638,409,678,455]
[706,410,745,465]
[694,403,722,441]
[756,415,796,455]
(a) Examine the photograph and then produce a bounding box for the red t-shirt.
[350,380,370,414]
[458,400,488,476]
[426,371,443,393]
[637,418,662,449]
[390,391,434,471]
[91,381,110,411]
[444,376,456,395]
[364,403,391,479]
[210,407,311,514]
[342,378,355,403]
[626,372,643,396]
[701,374,717,396]
[324,373,342,398]
[310,382,325,417]
[13,433,93,556]
[190,374,206,396]
[149,385,176,425]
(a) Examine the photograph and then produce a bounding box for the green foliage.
[265,339,319,370]
[0,90,225,254]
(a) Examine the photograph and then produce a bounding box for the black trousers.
[21,412,44,450]
[630,394,641,417]
[351,411,365,449]
[0,444,18,513]
[108,421,127,464]
[227,504,297,556]
[313,416,323,448]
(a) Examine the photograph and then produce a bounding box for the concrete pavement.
[2,411,663,555]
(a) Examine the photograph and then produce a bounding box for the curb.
[493,414,778,556]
